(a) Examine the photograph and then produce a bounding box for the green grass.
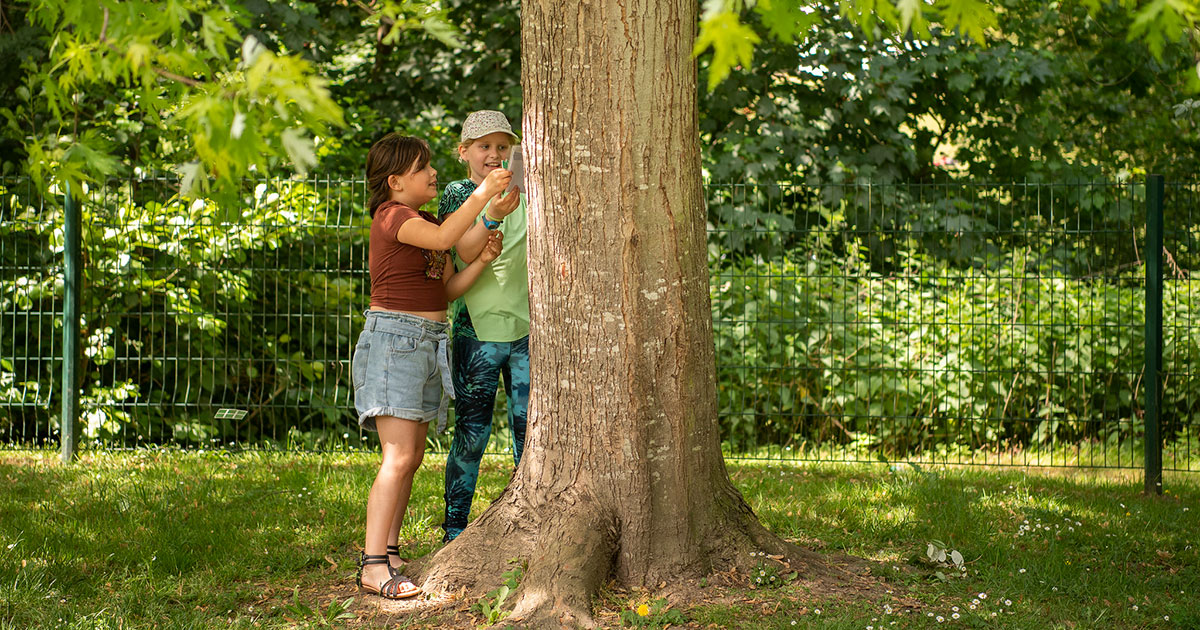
[0,451,1197,629]
[723,463,1199,629]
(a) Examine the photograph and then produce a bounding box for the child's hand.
[477,168,513,199]
[489,187,521,218]
[479,231,504,264]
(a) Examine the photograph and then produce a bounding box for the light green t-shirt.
[453,193,530,342]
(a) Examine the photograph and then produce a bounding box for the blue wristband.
[482,214,502,230]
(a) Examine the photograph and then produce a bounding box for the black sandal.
[356,552,421,600]
[386,544,405,578]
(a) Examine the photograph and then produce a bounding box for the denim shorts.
[352,310,454,431]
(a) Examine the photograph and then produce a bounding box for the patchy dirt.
[285,547,923,629]
[344,590,469,628]
[246,561,468,628]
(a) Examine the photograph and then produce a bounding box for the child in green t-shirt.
[438,110,530,542]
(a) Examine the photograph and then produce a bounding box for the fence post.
[1144,175,1164,495]
[60,182,81,463]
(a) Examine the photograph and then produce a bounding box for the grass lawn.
[0,450,1196,629]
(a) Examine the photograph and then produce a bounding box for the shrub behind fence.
[1,176,1196,469]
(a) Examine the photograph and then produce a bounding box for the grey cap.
[460,110,520,143]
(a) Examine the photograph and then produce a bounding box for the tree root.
[415,488,534,598]
[417,489,618,629]
[414,471,882,628]
[507,503,617,628]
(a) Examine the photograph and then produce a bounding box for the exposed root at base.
[407,475,893,628]
[506,500,617,628]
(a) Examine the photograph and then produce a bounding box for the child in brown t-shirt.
[352,133,517,599]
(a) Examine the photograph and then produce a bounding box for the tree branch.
[97,6,202,88]
[152,67,203,87]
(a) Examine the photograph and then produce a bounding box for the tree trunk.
[418,0,833,626]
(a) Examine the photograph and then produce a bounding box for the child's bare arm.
[444,232,504,301]
[397,169,511,250]
[456,191,519,262]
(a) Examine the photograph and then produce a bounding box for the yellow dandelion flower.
[637,604,650,617]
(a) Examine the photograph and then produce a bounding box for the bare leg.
[387,421,427,572]
[362,415,428,591]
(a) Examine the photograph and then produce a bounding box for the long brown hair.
[366,133,432,218]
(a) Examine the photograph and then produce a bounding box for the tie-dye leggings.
[442,334,529,541]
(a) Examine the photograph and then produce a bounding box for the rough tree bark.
[417,0,836,626]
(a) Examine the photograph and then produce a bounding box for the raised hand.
[489,186,521,219]
[477,167,512,199]
[479,231,504,264]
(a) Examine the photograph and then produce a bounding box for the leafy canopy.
[4,0,458,196]
[5,0,1199,197]
[695,0,1200,91]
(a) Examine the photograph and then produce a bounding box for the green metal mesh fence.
[1163,182,1199,471]
[1,178,58,446]
[710,181,1184,468]
[1,176,372,450]
[1,177,1196,469]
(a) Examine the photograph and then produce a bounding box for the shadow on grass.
[1,451,1196,629]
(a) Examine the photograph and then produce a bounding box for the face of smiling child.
[459,131,513,184]
[390,157,438,207]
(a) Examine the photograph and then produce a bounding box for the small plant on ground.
[924,539,966,581]
[620,597,686,628]
[748,550,797,589]
[283,588,356,626]
[471,558,526,625]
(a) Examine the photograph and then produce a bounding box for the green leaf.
[896,0,932,37]
[422,17,463,48]
[281,128,318,174]
[937,0,998,43]
[241,34,266,68]
[947,72,974,92]
[63,136,120,179]
[177,161,204,197]
[840,0,900,35]
[1126,0,1194,59]
[754,0,820,43]
[200,14,225,58]
[694,10,761,91]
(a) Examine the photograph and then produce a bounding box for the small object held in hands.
[503,146,525,194]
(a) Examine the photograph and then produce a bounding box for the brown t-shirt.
[369,201,448,311]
